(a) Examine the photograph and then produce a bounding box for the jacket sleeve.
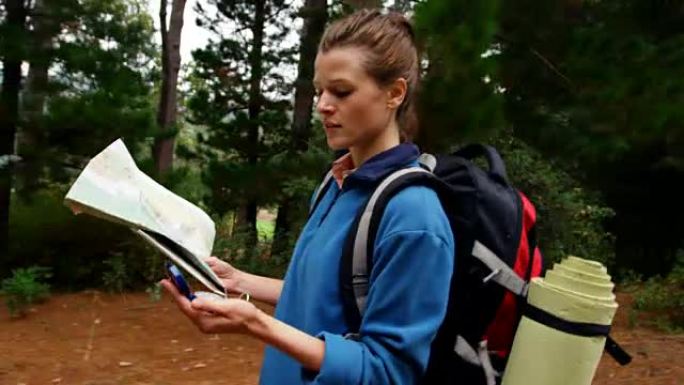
[308,197,455,385]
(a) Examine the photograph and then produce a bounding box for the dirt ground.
[1,291,682,385]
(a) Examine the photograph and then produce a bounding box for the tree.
[154,0,187,177]
[188,0,296,249]
[497,0,684,275]
[412,0,682,275]
[389,0,413,13]
[18,0,69,194]
[410,0,621,273]
[271,0,328,258]
[243,0,267,247]
[6,0,157,189]
[343,0,381,9]
[413,0,504,153]
[40,0,157,171]
[3,0,157,277]
[0,0,29,255]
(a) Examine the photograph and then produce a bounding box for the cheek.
[343,94,388,132]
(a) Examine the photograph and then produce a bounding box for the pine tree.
[154,0,188,177]
[188,0,296,249]
[413,0,504,153]
[0,0,29,255]
[2,0,156,256]
[38,0,157,176]
[497,0,684,275]
[271,0,328,258]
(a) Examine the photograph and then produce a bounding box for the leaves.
[186,0,297,215]
[1,266,52,317]
[414,0,504,152]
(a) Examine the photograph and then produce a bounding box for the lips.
[324,121,342,129]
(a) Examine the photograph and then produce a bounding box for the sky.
[146,0,302,74]
[146,0,213,65]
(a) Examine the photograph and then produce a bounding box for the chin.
[326,137,351,151]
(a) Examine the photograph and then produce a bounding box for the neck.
[349,120,401,167]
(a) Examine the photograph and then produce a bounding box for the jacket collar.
[340,142,420,187]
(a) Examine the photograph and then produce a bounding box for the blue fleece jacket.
[259,143,455,385]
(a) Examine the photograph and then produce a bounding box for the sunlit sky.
[146,0,304,66]
[147,0,213,65]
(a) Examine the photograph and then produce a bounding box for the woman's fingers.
[191,297,236,316]
[160,278,182,300]
[160,279,196,316]
[162,278,254,335]
[203,256,231,276]
[204,256,219,265]
[190,297,216,312]
[193,313,229,334]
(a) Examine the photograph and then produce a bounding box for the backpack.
[310,144,629,385]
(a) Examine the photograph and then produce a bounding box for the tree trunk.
[18,0,57,192]
[244,0,266,248]
[344,0,382,9]
[271,0,328,258]
[153,0,187,177]
[0,0,28,255]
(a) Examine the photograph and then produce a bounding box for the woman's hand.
[204,256,244,295]
[204,256,284,306]
[160,278,259,334]
[161,278,324,372]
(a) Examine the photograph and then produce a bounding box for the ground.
[1,292,682,385]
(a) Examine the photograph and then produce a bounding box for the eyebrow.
[313,78,353,88]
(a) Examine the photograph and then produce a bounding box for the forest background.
[1,0,682,329]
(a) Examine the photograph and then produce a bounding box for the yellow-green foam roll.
[501,257,618,385]
[544,269,615,300]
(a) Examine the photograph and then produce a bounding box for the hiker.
[161,9,455,385]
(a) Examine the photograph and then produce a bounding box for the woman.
[161,9,455,385]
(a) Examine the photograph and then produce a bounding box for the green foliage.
[498,0,684,276]
[3,0,682,292]
[6,188,160,290]
[493,133,615,266]
[414,0,504,152]
[630,251,684,332]
[257,219,275,242]
[1,266,52,317]
[501,0,684,167]
[146,282,162,302]
[102,254,128,293]
[188,0,297,222]
[13,0,157,196]
[211,214,290,278]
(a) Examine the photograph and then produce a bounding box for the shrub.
[257,218,275,242]
[491,134,616,267]
[1,266,52,317]
[631,251,684,332]
[102,254,129,293]
[8,188,165,290]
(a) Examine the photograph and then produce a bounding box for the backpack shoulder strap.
[341,165,439,330]
[471,240,529,297]
[308,170,334,216]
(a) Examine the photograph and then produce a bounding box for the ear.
[386,78,407,110]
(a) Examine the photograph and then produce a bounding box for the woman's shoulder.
[386,184,440,212]
[376,184,453,241]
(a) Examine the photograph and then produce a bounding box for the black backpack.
[310,144,630,384]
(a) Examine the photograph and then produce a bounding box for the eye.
[332,89,352,98]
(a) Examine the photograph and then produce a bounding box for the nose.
[316,91,335,116]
